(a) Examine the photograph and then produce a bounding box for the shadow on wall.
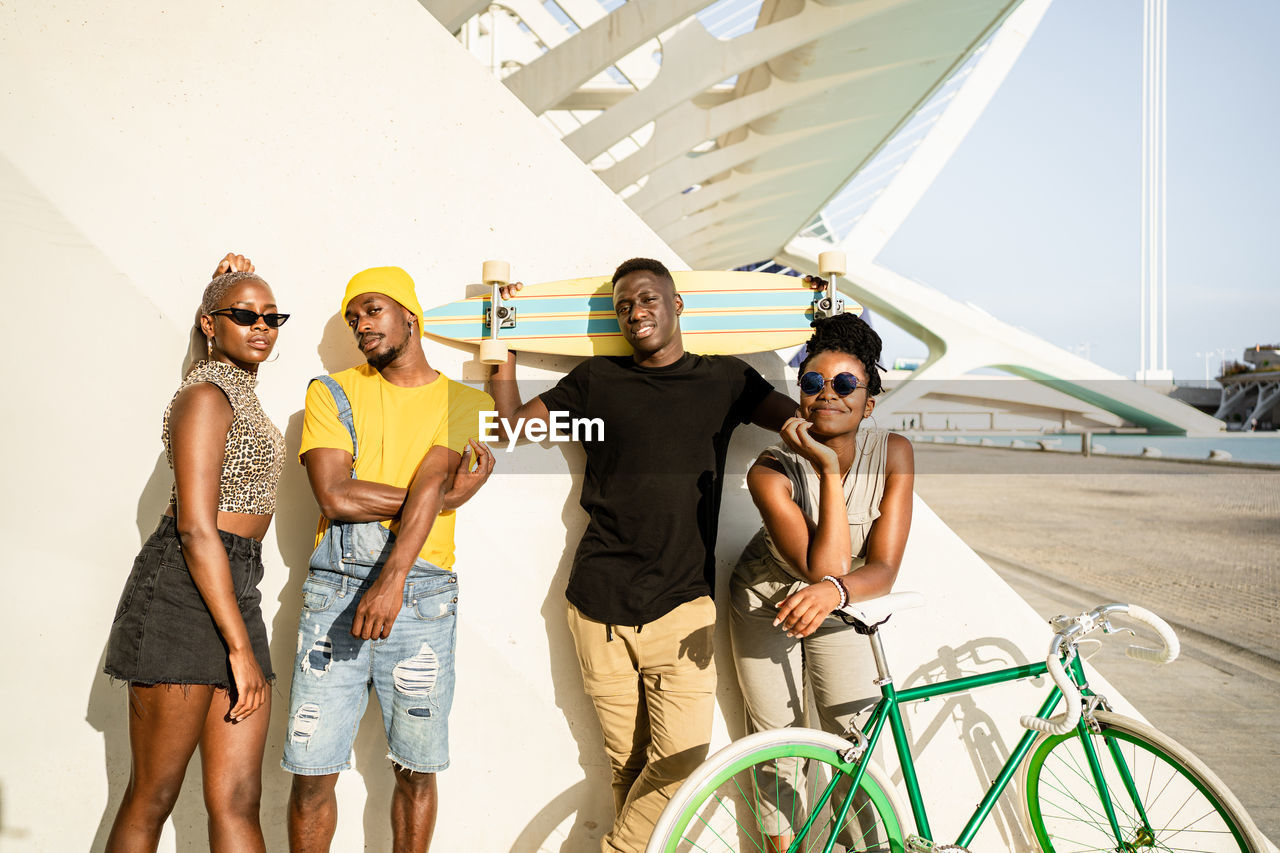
[84,308,371,851]
[87,447,212,850]
[84,301,225,850]
[265,409,323,850]
[899,638,1037,852]
[319,312,359,375]
[526,439,610,852]
[453,341,615,851]
[265,313,384,846]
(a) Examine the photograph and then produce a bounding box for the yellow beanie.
[342,266,425,337]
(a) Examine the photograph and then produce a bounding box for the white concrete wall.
[0,2,1132,850]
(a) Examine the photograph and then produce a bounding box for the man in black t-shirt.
[489,258,796,852]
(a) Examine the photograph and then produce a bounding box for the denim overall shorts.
[281,376,460,775]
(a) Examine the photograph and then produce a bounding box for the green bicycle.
[646,594,1267,853]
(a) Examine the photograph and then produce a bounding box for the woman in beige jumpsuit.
[730,312,915,852]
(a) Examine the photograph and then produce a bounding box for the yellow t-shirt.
[299,364,493,569]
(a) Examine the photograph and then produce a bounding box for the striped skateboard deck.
[421,270,860,357]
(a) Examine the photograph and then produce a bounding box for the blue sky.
[874,0,1279,382]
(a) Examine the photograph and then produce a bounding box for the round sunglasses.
[208,307,291,328]
[798,371,861,397]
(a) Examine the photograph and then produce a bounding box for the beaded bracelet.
[822,575,848,610]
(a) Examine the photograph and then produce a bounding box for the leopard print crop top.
[163,360,286,514]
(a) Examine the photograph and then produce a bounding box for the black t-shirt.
[539,353,775,624]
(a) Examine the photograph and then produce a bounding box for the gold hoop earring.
[265,349,280,363]
[206,336,213,359]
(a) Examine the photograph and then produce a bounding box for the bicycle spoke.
[1025,714,1257,853]
[1038,774,1115,829]
[1034,833,1114,853]
[692,792,759,852]
[1049,737,1131,829]
[736,766,768,848]
[654,736,903,853]
[780,757,789,843]
[1157,809,1238,847]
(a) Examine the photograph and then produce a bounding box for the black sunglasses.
[208,307,291,328]
[799,371,861,397]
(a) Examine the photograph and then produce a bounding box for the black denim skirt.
[105,515,274,688]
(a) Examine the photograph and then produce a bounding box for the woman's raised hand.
[213,252,255,277]
[780,416,840,476]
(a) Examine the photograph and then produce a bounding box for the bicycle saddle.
[837,590,923,633]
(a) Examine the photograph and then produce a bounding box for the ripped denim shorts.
[281,520,458,775]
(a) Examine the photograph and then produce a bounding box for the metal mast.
[1139,0,1172,385]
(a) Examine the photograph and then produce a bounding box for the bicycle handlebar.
[1019,603,1180,736]
[1020,633,1081,736]
[1122,604,1180,664]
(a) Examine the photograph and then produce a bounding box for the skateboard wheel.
[482,260,510,285]
[818,250,846,277]
[479,338,509,365]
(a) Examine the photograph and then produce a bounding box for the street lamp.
[1194,348,1231,384]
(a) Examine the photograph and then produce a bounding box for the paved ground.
[912,444,1280,843]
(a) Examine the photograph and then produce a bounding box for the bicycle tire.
[646,728,907,853]
[1022,711,1267,852]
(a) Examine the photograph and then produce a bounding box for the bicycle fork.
[1068,658,1158,852]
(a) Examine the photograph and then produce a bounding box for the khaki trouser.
[728,553,881,842]
[566,596,717,853]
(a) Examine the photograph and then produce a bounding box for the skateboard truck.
[480,259,516,365]
[813,250,846,319]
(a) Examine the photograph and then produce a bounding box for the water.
[911,432,1280,465]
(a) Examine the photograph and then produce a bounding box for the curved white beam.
[626,122,840,214]
[563,0,897,161]
[661,163,850,245]
[505,0,712,114]
[506,0,581,50]
[643,160,819,230]
[662,186,811,242]
[598,65,887,192]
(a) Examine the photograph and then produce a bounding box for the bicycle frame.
[789,640,1132,853]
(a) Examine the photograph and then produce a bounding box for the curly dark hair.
[611,257,676,290]
[798,313,884,395]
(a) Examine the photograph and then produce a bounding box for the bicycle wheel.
[1023,711,1266,852]
[647,728,906,853]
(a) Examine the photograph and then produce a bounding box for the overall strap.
[310,375,358,479]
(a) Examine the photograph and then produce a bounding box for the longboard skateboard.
[422,253,857,362]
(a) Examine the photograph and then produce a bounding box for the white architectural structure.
[441,0,1220,433]
[439,0,1030,269]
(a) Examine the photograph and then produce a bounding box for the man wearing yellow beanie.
[282,266,495,852]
